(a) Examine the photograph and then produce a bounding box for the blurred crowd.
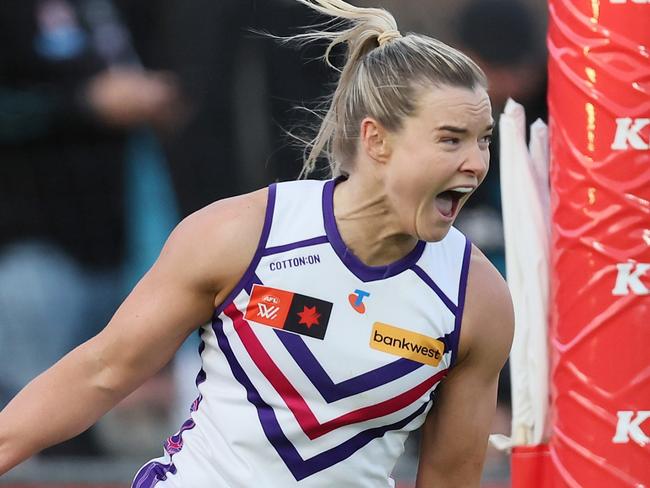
[0,0,547,483]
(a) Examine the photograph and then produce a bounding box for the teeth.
[450,187,474,194]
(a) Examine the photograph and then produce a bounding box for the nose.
[460,143,490,181]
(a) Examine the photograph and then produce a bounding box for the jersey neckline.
[322,178,426,283]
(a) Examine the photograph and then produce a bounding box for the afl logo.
[262,294,280,304]
[348,289,370,314]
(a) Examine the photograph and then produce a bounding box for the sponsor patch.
[370,322,445,367]
[245,285,333,340]
[348,289,370,314]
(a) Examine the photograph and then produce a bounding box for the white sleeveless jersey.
[132,179,472,488]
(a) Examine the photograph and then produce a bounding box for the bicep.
[82,191,267,399]
[87,256,215,397]
[83,235,216,399]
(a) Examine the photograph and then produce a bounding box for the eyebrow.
[436,123,495,133]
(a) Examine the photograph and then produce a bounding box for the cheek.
[392,167,436,203]
[386,148,443,210]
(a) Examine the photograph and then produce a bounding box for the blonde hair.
[290,0,487,177]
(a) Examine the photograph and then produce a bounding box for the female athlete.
[0,1,513,486]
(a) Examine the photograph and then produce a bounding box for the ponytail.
[287,0,486,177]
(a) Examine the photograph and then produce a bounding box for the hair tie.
[377,30,402,46]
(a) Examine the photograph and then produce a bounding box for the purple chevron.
[212,316,431,481]
[274,329,452,403]
[247,272,452,402]
[411,265,458,315]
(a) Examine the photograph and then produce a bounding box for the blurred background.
[0,0,547,486]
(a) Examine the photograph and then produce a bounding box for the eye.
[479,134,493,147]
[441,137,460,145]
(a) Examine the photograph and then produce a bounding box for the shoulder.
[157,188,270,304]
[181,187,269,240]
[456,244,514,376]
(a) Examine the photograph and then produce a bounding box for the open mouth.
[434,187,474,219]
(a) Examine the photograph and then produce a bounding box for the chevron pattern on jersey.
[224,303,448,440]
[273,326,453,403]
[132,179,471,487]
[214,301,448,480]
[275,330,424,403]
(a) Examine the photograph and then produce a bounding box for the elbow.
[78,339,133,404]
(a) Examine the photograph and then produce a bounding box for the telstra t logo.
[348,289,370,314]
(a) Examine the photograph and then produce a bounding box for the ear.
[360,117,392,164]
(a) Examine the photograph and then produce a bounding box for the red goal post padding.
[543,0,650,487]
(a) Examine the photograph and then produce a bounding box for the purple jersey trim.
[190,331,207,413]
[322,179,426,283]
[450,238,472,366]
[132,461,177,488]
[131,418,195,488]
[247,273,262,294]
[164,419,196,456]
[263,236,329,256]
[194,332,207,387]
[212,315,430,481]
[410,265,458,316]
[274,327,453,403]
[212,184,277,318]
[131,417,197,487]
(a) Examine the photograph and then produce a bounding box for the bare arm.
[0,189,268,475]
[416,246,514,488]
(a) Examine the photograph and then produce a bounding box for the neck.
[332,173,418,267]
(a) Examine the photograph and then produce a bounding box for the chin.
[417,221,453,243]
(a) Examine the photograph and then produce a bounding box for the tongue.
[435,192,453,217]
